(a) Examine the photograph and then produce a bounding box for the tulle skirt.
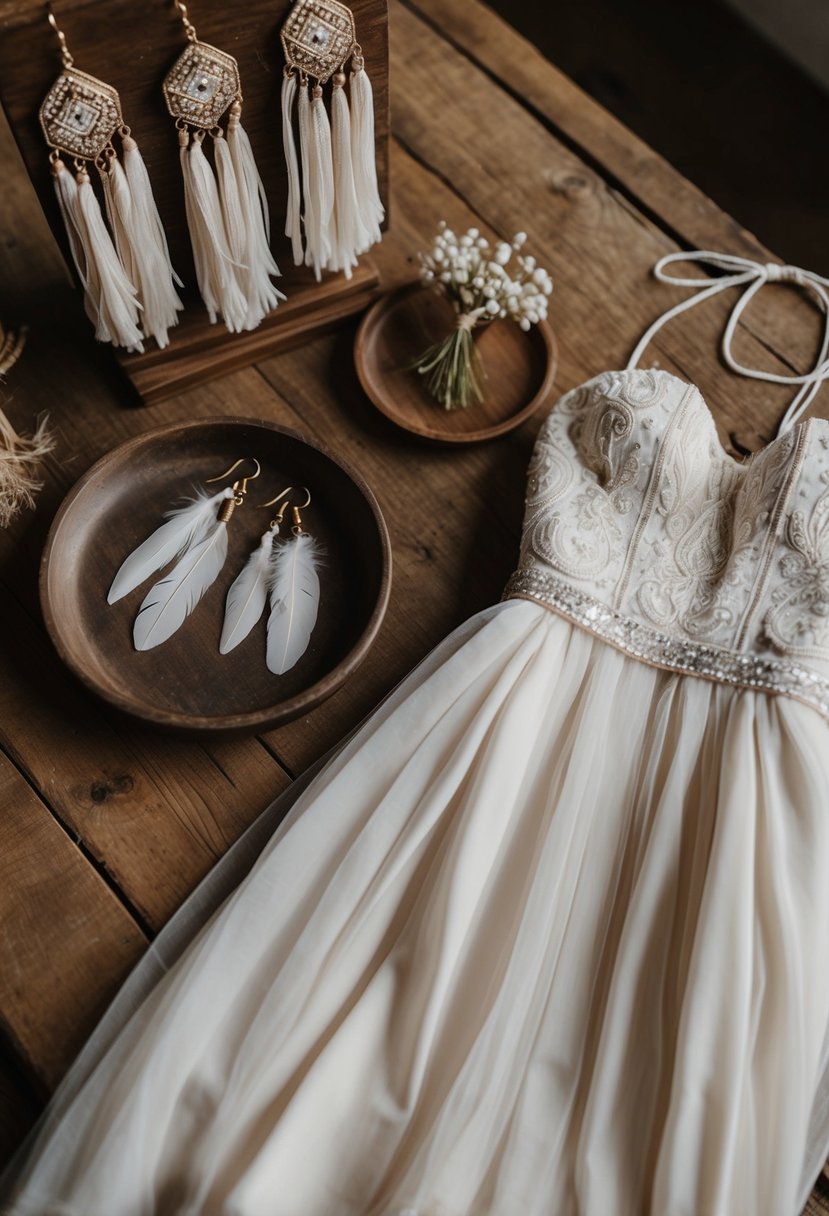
[4,600,829,1216]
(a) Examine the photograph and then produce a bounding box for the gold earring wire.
[47,7,75,68]
[258,486,312,510]
[173,0,199,42]
[258,486,312,533]
[259,487,312,536]
[206,458,262,501]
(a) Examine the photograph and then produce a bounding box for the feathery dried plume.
[0,323,56,528]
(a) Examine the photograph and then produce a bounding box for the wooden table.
[1,1,828,1208]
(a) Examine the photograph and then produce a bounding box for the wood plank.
[804,1184,829,1216]
[401,0,825,379]
[0,750,148,1087]
[404,0,763,257]
[386,1,827,436]
[0,581,293,931]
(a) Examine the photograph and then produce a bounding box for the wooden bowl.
[40,418,392,736]
[355,283,558,443]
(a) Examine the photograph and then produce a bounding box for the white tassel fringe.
[349,61,384,250]
[52,157,90,320]
[179,127,247,333]
[226,103,285,327]
[70,164,144,351]
[330,75,364,278]
[306,85,335,281]
[101,150,182,350]
[120,135,183,347]
[297,82,316,276]
[284,57,383,280]
[281,73,304,267]
[213,129,247,267]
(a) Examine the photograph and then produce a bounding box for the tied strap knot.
[766,262,807,286]
[627,249,829,435]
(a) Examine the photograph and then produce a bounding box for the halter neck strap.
[627,251,829,435]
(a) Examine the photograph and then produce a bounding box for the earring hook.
[205,458,261,498]
[258,486,312,510]
[47,6,74,68]
[173,0,199,42]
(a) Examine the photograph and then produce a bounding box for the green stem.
[409,326,487,411]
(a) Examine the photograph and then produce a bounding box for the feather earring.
[219,487,323,672]
[163,1,285,332]
[107,458,261,651]
[265,489,323,675]
[280,0,384,280]
[219,517,281,655]
[40,10,182,351]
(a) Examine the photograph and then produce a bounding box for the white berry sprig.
[412,223,554,409]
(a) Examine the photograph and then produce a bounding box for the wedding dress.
[5,252,829,1216]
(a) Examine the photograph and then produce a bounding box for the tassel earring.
[40,8,182,351]
[163,0,285,332]
[107,457,261,651]
[220,487,323,673]
[280,0,384,280]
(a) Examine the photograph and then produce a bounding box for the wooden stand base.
[118,262,380,406]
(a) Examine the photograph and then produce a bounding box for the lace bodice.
[506,368,829,717]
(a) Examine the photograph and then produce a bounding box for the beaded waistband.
[503,568,829,720]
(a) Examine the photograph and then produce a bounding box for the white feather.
[266,533,323,675]
[133,519,228,651]
[220,528,277,654]
[108,488,231,604]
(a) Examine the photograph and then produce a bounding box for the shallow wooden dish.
[40,418,392,736]
[355,283,558,443]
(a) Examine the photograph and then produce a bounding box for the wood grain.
[0,0,389,403]
[403,0,825,382]
[0,0,828,1203]
[0,750,147,1087]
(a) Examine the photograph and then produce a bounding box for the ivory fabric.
[4,369,829,1216]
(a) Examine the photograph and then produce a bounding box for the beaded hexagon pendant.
[40,67,123,161]
[281,0,356,83]
[279,0,384,280]
[162,41,239,130]
[40,16,182,352]
[165,2,284,333]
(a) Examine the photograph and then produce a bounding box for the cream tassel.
[70,165,144,351]
[121,134,183,347]
[297,81,316,275]
[180,127,247,333]
[306,84,335,281]
[212,128,247,265]
[179,126,215,322]
[51,157,90,316]
[100,154,181,351]
[226,102,285,326]
[281,73,304,267]
[331,73,363,278]
[349,56,384,250]
[100,152,136,286]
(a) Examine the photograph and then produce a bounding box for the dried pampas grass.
[0,322,55,529]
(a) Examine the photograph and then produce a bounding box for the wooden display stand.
[0,0,389,404]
